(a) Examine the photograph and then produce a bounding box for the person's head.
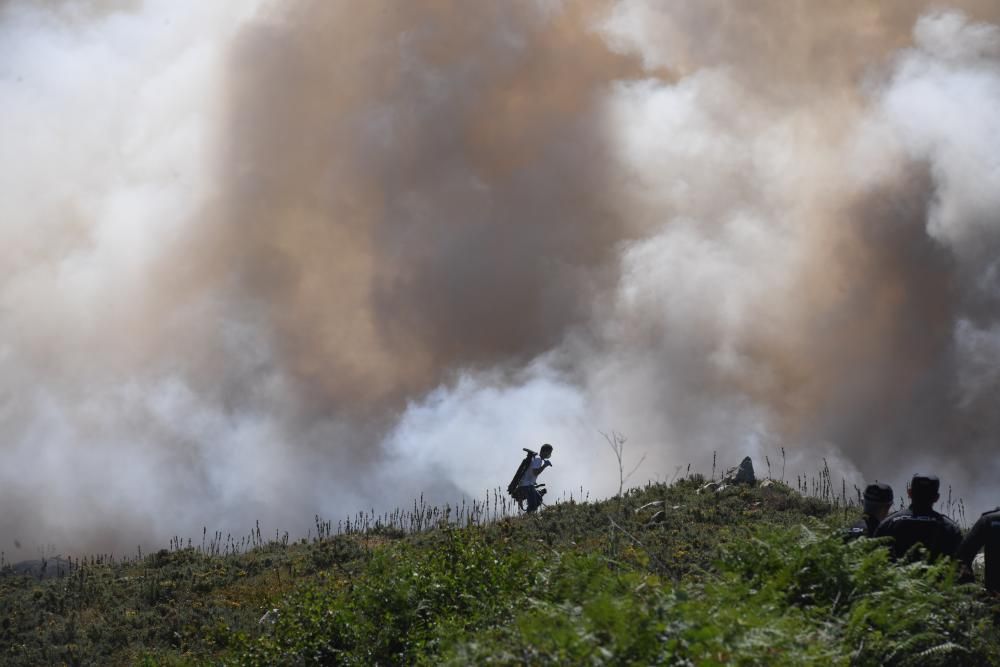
[539,443,553,459]
[907,474,940,510]
[862,482,894,521]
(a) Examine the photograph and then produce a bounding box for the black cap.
[909,474,940,497]
[863,483,893,504]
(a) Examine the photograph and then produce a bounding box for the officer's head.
[863,482,894,520]
[540,443,553,459]
[907,474,940,509]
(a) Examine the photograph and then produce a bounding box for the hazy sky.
[2,0,1000,555]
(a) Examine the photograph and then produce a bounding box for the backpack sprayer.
[507,448,550,511]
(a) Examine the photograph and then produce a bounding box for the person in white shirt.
[517,443,553,513]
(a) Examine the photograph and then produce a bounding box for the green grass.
[1,476,997,665]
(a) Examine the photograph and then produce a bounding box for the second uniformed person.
[957,507,1000,593]
[873,474,962,561]
[845,482,894,540]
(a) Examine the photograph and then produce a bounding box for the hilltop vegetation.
[1,476,998,665]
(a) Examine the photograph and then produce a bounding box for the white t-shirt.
[519,455,546,487]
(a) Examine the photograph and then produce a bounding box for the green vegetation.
[1,476,997,665]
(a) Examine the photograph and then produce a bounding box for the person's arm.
[956,517,986,583]
[957,517,986,567]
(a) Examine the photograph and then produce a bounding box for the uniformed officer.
[873,474,962,560]
[956,507,1000,593]
[845,483,894,540]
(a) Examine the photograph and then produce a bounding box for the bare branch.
[599,429,645,497]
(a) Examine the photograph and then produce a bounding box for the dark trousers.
[522,486,542,513]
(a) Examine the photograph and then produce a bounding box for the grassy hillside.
[1,476,997,665]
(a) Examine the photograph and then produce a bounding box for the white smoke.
[388,8,1000,511]
[3,2,1000,556]
[0,0,272,551]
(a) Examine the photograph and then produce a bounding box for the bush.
[230,528,537,665]
[443,525,1000,666]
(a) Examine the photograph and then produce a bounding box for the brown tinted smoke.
[1,0,999,555]
[220,1,644,414]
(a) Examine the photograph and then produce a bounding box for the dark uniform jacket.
[845,514,881,540]
[873,506,963,560]
[957,508,1000,592]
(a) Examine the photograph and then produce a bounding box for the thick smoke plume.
[2,0,999,554]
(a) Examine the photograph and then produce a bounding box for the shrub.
[444,525,1000,666]
[230,528,537,665]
